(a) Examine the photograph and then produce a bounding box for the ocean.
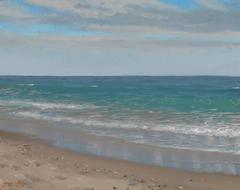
[0,76,240,174]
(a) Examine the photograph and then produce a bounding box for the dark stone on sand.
[0,163,8,168]
[11,165,22,171]
[128,181,136,186]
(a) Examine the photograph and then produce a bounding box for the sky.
[0,0,240,76]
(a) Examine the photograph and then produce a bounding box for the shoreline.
[0,129,240,190]
[0,114,240,176]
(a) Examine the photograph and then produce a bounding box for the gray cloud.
[74,2,109,12]
[0,0,239,34]
[46,8,240,33]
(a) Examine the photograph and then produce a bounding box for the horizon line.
[0,75,240,77]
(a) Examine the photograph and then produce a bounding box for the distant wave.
[18,83,35,86]
[0,100,99,110]
[232,86,240,90]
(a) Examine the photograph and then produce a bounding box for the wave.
[0,100,99,110]
[13,111,240,138]
[18,83,35,86]
[29,102,98,110]
[232,86,240,90]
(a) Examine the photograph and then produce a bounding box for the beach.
[0,129,239,190]
[1,76,240,189]
[1,0,240,187]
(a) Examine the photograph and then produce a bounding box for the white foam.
[13,111,240,138]
[18,83,35,86]
[30,102,87,110]
[0,100,99,110]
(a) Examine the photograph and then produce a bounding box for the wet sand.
[0,130,239,190]
[1,114,240,176]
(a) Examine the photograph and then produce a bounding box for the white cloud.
[27,0,178,18]
[0,1,30,18]
[197,0,228,11]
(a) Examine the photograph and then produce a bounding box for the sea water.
[1,76,240,155]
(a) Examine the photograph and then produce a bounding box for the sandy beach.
[0,130,239,190]
[1,0,240,188]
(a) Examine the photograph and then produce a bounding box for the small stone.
[15,180,26,188]
[128,182,135,186]
[0,163,8,168]
[11,165,22,171]
[177,186,184,190]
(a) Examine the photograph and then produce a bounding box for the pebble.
[177,186,184,189]
[128,182,136,186]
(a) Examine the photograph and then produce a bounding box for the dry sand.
[0,130,239,190]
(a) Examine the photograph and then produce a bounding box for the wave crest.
[13,111,240,138]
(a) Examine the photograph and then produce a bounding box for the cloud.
[12,0,238,34]
[197,0,228,11]
[27,0,178,18]
[0,0,240,41]
[0,1,30,18]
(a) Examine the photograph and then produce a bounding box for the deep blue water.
[1,76,240,153]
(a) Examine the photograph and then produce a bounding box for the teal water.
[1,76,240,154]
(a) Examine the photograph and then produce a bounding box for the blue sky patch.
[10,0,55,15]
[160,0,198,10]
[0,22,111,36]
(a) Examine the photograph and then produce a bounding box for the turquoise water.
[1,76,240,154]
